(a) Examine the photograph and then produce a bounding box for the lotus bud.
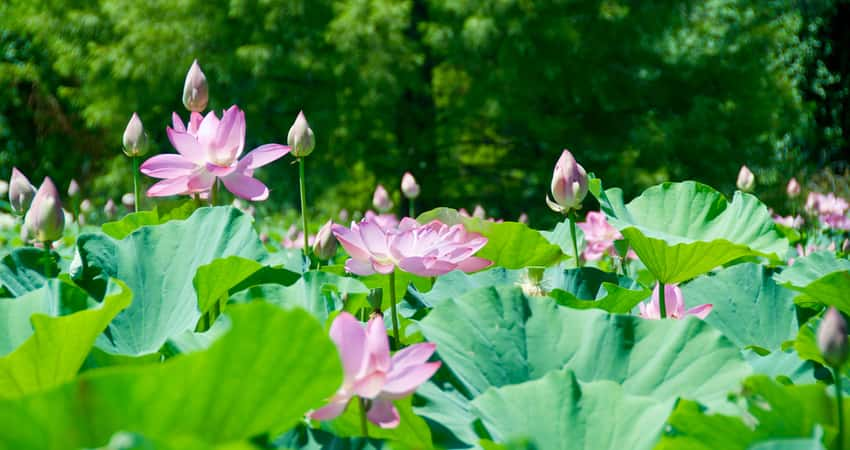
[338,208,349,223]
[68,179,80,198]
[9,167,37,214]
[401,172,420,199]
[182,59,208,113]
[79,199,92,214]
[0,180,8,197]
[313,220,338,260]
[736,165,755,192]
[104,199,117,219]
[287,111,315,158]
[473,204,486,219]
[372,184,393,213]
[786,178,801,198]
[518,212,528,224]
[818,307,849,368]
[24,177,65,243]
[122,113,148,157]
[546,149,588,213]
[122,193,135,209]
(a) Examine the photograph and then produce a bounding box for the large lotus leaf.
[418,286,749,409]
[231,270,368,324]
[774,252,850,313]
[744,349,815,385]
[656,376,840,450]
[0,247,58,297]
[0,302,341,449]
[0,279,131,398]
[72,206,267,356]
[414,381,480,448]
[193,256,299,316]
[324,397,433,448]
[407,268,523,310]
[540,218,585,263]
[471,369,675,450]
[417,208,565,268]
[546,267,649,313]
[101,202,198,239]
[681,263,797,351]
[277,426,383,450]
[598,182,788,283]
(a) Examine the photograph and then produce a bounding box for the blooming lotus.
[773,214,804,229]
[332,216,491,277]
[364,210,400,231]
[310,312,440,428]
[577,211,622,261]
[639,283,712,320]
[140,105,289,201]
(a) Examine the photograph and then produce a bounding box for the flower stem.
[210,180,219,207]
[409,199,415,219]
[389,270,400,348]
[658,282,667,319]
[42,241,52,278]
[569,211,581,268]
[132,155,140,212]
[358,397,369,439]
[836,368,845,450]
[298,158,310,255]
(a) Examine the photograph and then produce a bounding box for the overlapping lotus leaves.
[656,376,841,449]
[418,285,750,410]
[193,256,299,316]
[0,247,57,297]
[417,208,565,268]
[546,267,649,313]
[598,182,788,283]
[0,303,342,449]
[774,251,850,313]
[324,397,433,448]
[101,202,198,239]
[681,263,797,351]
[471,369,675,450]
[72,206,267,355]
[0,279,130,397]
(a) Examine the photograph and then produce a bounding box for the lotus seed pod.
[287,111,315,158]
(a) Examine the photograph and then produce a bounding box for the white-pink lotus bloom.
[364,210,400,231]
[311,313,441,428]
[332,217,491,277]
[140,105,289,201]
[577,211,622,261]
[639,283,712,320]
[773,214,804,229]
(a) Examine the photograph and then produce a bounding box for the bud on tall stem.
[9,167,36,214]
[736,165,755,192]
[182,59,209,113]
[24,177,65,243]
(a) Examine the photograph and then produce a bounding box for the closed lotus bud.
[546,149,588,213]
[842,239,850,253]
[0,180,8,197]
[182,59,209,113]
[338,208,349,223]
[819,307,849,368]
[401,172,420,199]
[287,111,315,158]
[104,199,117,219]
[736,165,755,192]
[24,177,65,243]
[786,178,801,198]
[80,199,93,213]
[9,167,37,214]
[122,113,148,157]
[121,193,135,209]
[473,204,486,219]
[518,212,528,224]
[372,184,393,213]
[312,220,338,260]
[68,179,80,198]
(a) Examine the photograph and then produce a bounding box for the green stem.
[42,241,52,278]
[389,270,400,348]
[132,155,140,212]
[359,397,369,439]
[837,369,845,450]
[210,180,219,207]
[658,282,667,319]
[298,158,310,255]
[408,199,415,219]
[569,211,582,268]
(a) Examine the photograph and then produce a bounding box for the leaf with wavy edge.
[774,252,850,313]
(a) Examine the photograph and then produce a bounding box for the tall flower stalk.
[401,172,420,218]
[122,113,148,212]
[288,111,315,257]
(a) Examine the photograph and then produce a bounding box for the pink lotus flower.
[773,214,804,229]
[364,210,400,231]
[311,313,440,428]
[786,178,801,198]
[332,216,491,277]
[140,105,289,201]
[577,211,622,261]
[639,283,712,320]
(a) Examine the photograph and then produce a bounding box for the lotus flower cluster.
[332,216,491,277]
[140,106,289,201]
[639,283,712,320]
[311,312,440,428]
[805,192,850,230]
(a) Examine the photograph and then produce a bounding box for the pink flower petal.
[213,105,246,159]
[686,304,713,319]
[390,342,437,372]
[221,172,269,201]
[359,220,390,256]
[329,312,367,378]
[147,175,191,197]
[368,399,400,428]
[196,111,220,148]
[345,258,376,276]
[238,144,291,171]
[187,171,215,193]
[381,361,441,399]
[140,154,197,179]
[455,256,492,273]
[166,127,205,165]
[365,316,391,373]
[171,112,186,132]
[351,370,386,399]
[205,162,237,177]
[333,224,372,262]
[371,259,396,274]
[310,394,350,421]
[398,256,457,277]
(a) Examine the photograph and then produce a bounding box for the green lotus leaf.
[324,397,433,449]
[101,202,198,239]
[774,252,850,313]
[598,181,788,283]
[0,247,58,297]
[546,267,649,313]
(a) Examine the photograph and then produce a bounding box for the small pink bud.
[104,199,117,219]
[182,59,209,113]
[122,113,148,157]
[313,220,338,260]
[68,179,80,197]
[786,178,801,198]
[24,177,65,242]
[121,193,135,209]
[9,167,36,214]
[546,149,588,213]
[818,307,849,368]
[80,199,93,213]
[372,184,393,213]
[736,165,755,192]
[518,212,529,224]
[401,172,420,199]
[473,204,486,219]
[287,111,315,158]
[843,239,850,254]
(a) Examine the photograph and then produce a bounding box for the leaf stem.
[359,397,369,439]
[658,282,667,319]
[837,368,845,450]
[132,155,140,212]
[389,270,400,348]
[298,158,310,255]
[569,211,581,267]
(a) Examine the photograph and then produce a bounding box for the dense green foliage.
[1,0,848,225]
